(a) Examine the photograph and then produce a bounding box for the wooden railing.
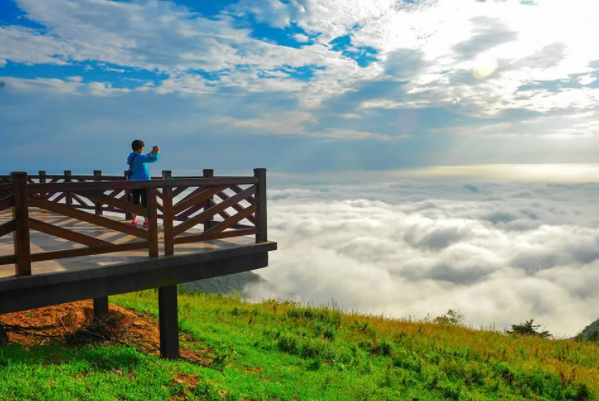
[0,169,267,277]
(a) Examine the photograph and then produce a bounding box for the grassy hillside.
[182,271,266,296]
[1,290,598,401]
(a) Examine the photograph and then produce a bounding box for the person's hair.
[131,140,145,151]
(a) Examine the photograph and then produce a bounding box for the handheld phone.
[153,146,158,151]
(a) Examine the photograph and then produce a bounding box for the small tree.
[507,319,551,338]
[433,309,465,326]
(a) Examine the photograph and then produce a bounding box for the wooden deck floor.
[0,208,257,279]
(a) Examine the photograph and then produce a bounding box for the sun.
[472,54,498,80]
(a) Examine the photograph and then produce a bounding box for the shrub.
[433,309,466,327]
[507,319,551,338]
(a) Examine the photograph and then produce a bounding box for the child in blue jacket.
[127,139,160,226]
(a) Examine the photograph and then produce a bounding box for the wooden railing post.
[64,170,72,207]
[11,172,31,276]
[162,170,174,257]
[203,169,214,232]
[147,188,159,258]
[93,170,103,215]
[124,170,132,220]
[254,168,267,243]
[39,170,46,199]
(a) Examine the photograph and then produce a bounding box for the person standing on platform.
[127,140,160,226]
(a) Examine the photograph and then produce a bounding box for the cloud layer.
[248,175,599,338]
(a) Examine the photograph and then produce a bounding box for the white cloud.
[578,75,597,86]
[87,82,130,97]
[7,0,342,76]
[1,76,83,94]
[0,76,140,97]
[310,128,402,141]
[214,114,403,141]
[0,26,73,66]
[4,0,599,142]
[247,177,599,337]
[293,33,309,43]
[215,111,317,135]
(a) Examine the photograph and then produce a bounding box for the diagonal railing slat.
[29,218,112,248]
[50,192,67,204]
[174,186,205,205]
[172,186,226,215]
[214,190,256,225]
[173,185,256,237]
[79,190,148,217]
[106,189,122,199]
[0,220,16,238]
[175,200,206,221]
[172,187,188,198]
[203,204,257,236]
[70,192,92,207]
[230,185,255,204]
[0,195,14,213]
[29,197,149,239]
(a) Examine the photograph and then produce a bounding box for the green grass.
[1,290,598,400]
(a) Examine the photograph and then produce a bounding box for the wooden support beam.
[162,171,174,257]
[93,297,109,319]
[254,168,268,243]
[124,170,132,221]
[11,172,31,276]
[64,170,73,207]
[148,189,159,258]
[39,170,47,199]
[94,170,103,215]
[203,169,214,231]
[158,285,179,359]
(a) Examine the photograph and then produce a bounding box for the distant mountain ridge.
[578,317,599,340]
[182,271,266,295]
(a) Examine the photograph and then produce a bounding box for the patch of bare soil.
[0,300,216,365]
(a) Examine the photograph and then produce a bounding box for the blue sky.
[2,0,599,175]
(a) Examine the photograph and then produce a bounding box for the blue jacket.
[127,152,159,180]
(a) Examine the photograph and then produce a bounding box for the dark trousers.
[131,189,148,208]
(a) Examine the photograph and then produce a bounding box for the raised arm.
[136,153,160,163]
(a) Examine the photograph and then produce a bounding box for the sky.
[3,0,599,336]
[3,0,599,173]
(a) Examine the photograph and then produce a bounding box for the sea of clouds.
[245,172,599,338]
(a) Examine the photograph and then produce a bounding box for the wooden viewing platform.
[0,169,277,358]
